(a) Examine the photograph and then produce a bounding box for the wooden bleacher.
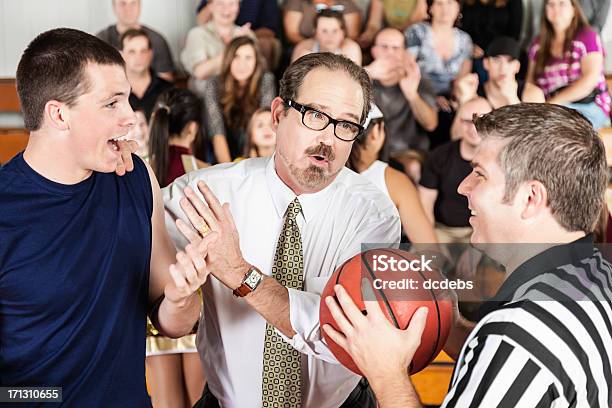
[0,78,28,163]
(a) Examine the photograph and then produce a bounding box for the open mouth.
[309,154,329,165]
[107,136,126,152]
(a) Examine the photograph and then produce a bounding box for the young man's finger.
[185,243,208,282]
[177,251,198,288]
[169,264,188,293]
[117,140,134,172]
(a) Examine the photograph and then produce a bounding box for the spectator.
[527,0,611,129]
[146,88,207,407]
[365,28,438,182]
[283,0,362,44]
[97,0,175,81]
[406,0,473,98]
[195,0,283,71]
[292,9,362,65]
[241,108,276,159]
[181,0,253,82]
[126,109,150,160]
[454,36,545,108]
[358,0,429,48]
[346,104,438,243]
[577,0,610,32]
[120,29,173,121]
[149,88,208,188]
[419,97,492,243]
[460,0,523,68]
[202,36,276,163]
[406,0,473,148]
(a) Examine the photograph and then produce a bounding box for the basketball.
[320,248,453,375]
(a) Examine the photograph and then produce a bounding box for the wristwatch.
[233,266,263,297]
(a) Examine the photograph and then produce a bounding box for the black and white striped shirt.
[442,235,612,407]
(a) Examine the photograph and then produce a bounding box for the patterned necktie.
[262,198,304,407]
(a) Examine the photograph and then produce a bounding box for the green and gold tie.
[262,198,304,408]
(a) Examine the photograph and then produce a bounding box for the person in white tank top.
[347,104,437,243]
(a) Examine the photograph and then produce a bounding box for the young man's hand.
[115,140,138,176]
[176,181,250,291]
[164,235,214,306]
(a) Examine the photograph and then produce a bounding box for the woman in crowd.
[149,89,208,187]
[202,36,276,163]
[406,0,473,147]
[526,0,611,129]
[146,88,207,407]
[180,0,253,83]
[283,0,362,44]
[291,9,362,65]
[346,105,438,244]
[406,0,473,107]
[241,108,276,159]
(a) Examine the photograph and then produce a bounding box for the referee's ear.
[521,180,548,220]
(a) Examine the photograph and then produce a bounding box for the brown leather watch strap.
[232,283,252,297]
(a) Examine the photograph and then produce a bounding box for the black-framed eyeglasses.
[285,100,364,141]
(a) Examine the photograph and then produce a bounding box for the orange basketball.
[320,248,453,375]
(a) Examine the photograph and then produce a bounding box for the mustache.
[305,143,335,161]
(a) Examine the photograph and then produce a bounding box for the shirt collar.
[265,153,338,223]
[477,234,595,319]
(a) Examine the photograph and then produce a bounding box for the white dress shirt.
[163,156,400,408]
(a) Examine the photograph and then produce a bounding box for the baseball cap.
[486,37,520,60]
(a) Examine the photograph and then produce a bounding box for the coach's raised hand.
[176,180,250,290]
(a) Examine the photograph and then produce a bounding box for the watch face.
[245,271,260,289]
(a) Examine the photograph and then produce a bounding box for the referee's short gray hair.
[473,103,606,233]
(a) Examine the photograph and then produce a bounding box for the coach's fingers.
[176,218,201,244]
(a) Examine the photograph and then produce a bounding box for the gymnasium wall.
[0,0,199,78]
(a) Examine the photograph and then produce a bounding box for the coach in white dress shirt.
[163,52,400,408]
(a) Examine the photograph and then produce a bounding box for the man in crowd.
[419,97,492,243]
[120,28,173,120]
[97,0,175,81]
[454,36,544,109]
[365,27,438,182]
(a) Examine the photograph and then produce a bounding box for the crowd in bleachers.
[100,0,611,175]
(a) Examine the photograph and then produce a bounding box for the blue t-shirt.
[0,153,153,407]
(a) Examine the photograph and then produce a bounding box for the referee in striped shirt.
[323,103,612,407]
